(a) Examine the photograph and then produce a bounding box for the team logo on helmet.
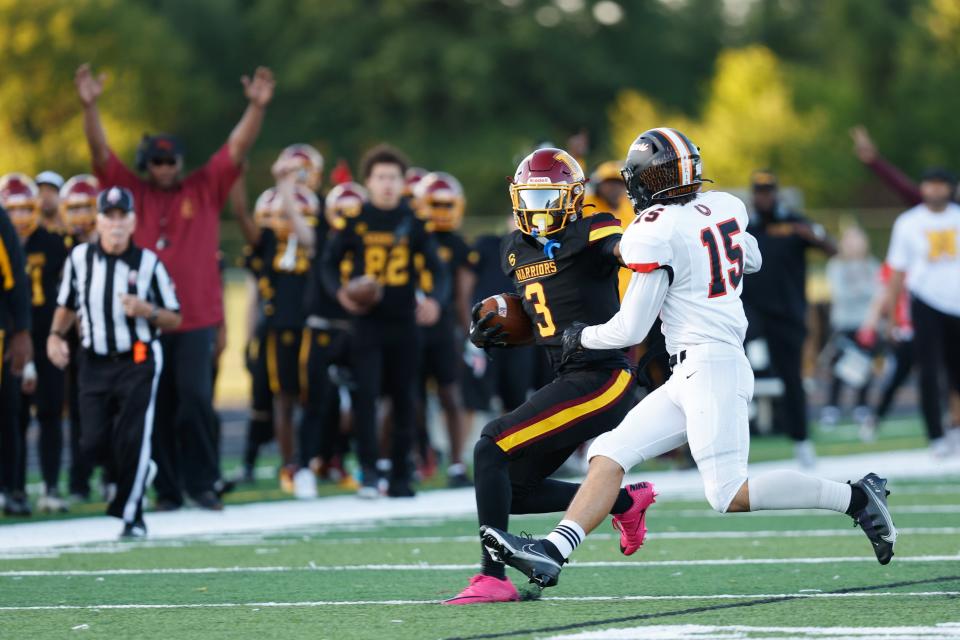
[59,175,100,236]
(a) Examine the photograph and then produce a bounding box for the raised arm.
[850,125,922,206]
[227,67,275,164]
[75,64,110,170]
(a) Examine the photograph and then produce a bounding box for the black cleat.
[480,526,562,588]
[119,518,147,540]
[849,473,897,565]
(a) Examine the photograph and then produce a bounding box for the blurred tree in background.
[1,0,957,243]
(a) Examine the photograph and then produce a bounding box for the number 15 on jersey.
[700,218,743,298]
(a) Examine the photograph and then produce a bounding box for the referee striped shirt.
[57,242,179,355]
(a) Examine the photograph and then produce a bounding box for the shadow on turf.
[442,574,960,640]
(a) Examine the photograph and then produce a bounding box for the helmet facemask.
[510,182,583,236]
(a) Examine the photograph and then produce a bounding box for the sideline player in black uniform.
[412,172,473,487]
[236,163,319,492]
[321,144,449,499]
[300,182,368,493]
[444,148,654,605]
[0,186,35,517]
[2,174,70,513]
[58,175,100,502]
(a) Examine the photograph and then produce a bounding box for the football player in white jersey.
[481,127,897,588]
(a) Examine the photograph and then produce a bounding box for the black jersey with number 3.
[501,212,628,372]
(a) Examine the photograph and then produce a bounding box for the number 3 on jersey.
[700,218,743,298]
[524,282,556,337]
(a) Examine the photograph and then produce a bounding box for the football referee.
[47,187,181,538]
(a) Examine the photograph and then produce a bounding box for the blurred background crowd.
[1,0,959,517]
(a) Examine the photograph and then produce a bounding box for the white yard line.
[3,554,959,577]
[0,592,957,612]
[2,448,959,552]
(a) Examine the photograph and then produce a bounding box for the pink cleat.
[442,574,520,605]
[611,481,657,556]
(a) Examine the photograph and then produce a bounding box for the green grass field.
[2,474,958,639]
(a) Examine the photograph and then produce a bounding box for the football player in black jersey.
[444,149,654,605]
[235,161,319,493]
[321,145,449,499]
[411,172,473,487]
[300,182,369,494]
[1,174,70,514]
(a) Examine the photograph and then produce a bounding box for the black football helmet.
[621,127,706,212]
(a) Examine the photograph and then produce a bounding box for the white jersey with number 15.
[619,190,762,355]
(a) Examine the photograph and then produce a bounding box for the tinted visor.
[516,188,563,210]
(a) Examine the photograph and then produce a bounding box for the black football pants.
[746,309,809,441]
[350,318,420,484]
[78,346,161,524]
[911,297,960,440]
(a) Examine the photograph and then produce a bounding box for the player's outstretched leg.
[736,470,897,565]
[480,526,563,588]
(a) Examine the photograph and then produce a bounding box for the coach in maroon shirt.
[75,63,275,510]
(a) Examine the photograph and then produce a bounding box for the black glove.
[469,302,509,348]
[561,322,587,363]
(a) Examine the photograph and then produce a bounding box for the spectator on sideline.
[741,170,837,468]
[75,63,275,510]
[0,204,33,516]
[883,168,960,457]
[48,187,181,538]
[821,225,879,427]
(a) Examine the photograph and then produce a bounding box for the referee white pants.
[588,342,754,513]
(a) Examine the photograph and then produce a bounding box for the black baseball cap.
[919,166,957,186]
[136,134,184,170]
[97,186,135,215]
[751,169,778,191]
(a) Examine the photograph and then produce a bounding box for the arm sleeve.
[94,149,142,191]
[742,231,762,274]
[56,251,77,309]
[0,210,32,332]
[149,259,181,311]
[885,217,911,271]
[866,156,922,206]
[196,144,243,214]
[418,230,451,304]
[587,214,624,264]
[581,268,670,350]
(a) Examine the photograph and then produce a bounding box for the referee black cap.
[97,186,135,215]
[920,166,957,186]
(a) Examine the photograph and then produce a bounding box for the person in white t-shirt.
[480,128,897,590]
[884,167,960,456]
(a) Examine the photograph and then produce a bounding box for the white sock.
[545,519,585,560]
[749,470,852,513]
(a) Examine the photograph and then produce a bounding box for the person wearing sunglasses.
[74,62,275,512]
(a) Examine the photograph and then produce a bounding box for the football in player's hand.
[478,293,534,346]
[344,275,383,310]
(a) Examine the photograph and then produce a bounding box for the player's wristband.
[49,329,68,339]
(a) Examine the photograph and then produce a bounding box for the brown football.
[478,292,534,346]
[344,275,383,309]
